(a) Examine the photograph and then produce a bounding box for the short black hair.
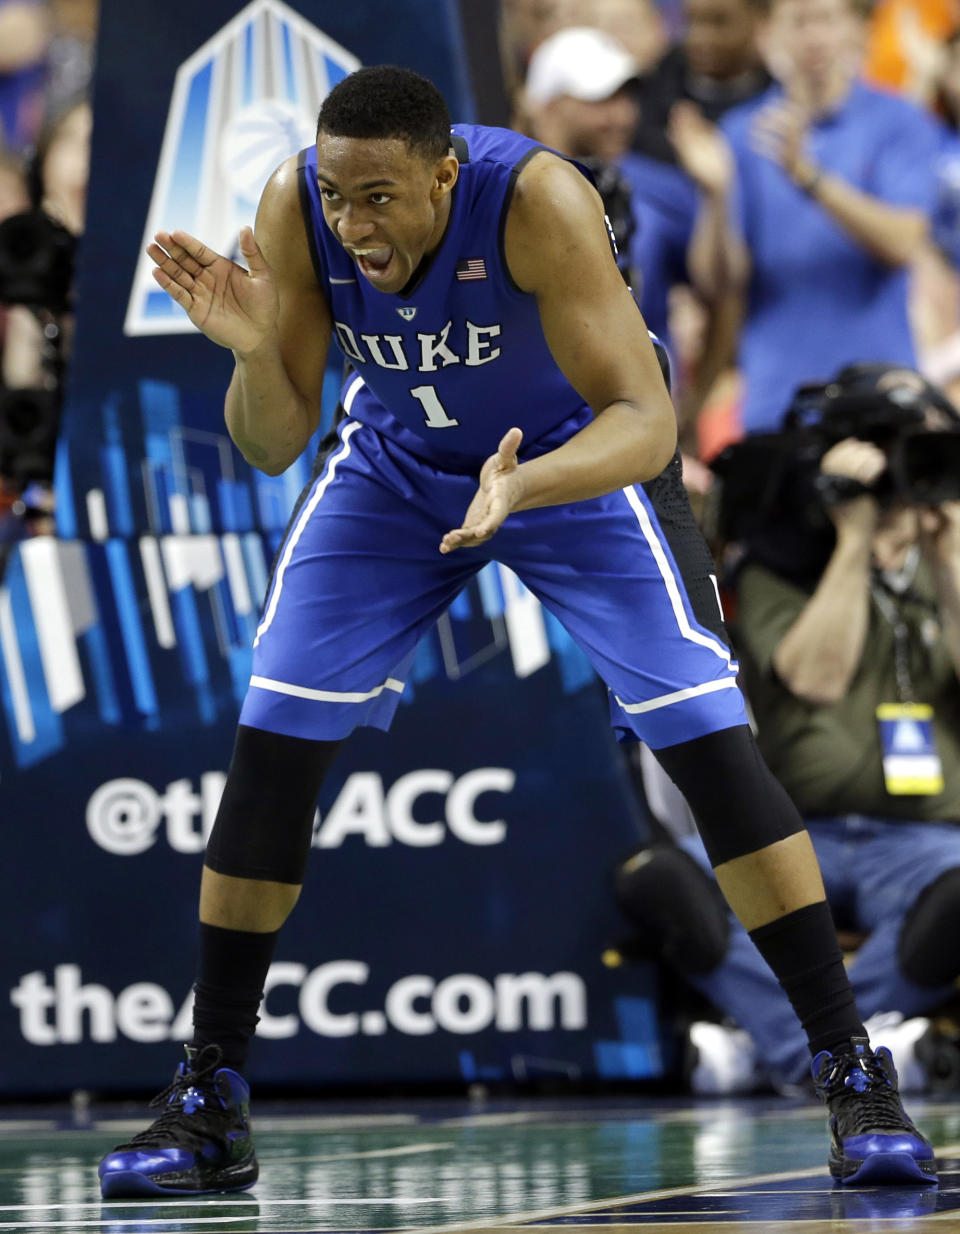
[317,66,451,162]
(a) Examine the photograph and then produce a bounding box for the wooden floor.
[1,1094,959,1232]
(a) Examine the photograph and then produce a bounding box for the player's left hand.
[440,427,524,553]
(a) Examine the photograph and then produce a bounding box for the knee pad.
[613,844,730,975]
[653,725,805,866]
[899,867,960,988]
[205,725,342,885]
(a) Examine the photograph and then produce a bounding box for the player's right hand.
[147,226,279,355]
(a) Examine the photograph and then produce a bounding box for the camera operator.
[624,366,960,1094]
[768,441,960,714]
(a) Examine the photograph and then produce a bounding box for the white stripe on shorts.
[615,676,738,715]
[623,484,735,666]
[342,372,365,414]
[254,402,365,648]
[249,674,406,703]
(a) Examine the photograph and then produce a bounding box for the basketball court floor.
[2,1093,960,1232]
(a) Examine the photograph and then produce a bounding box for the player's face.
[315,134,459,295]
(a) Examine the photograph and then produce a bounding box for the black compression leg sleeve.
[204,724,343,884]
[192,923,279,1072]
[899,867,960,987]
[193,725,343,1070]
[652,724,804,866]
[750,902,864,1059]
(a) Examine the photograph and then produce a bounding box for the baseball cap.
[525,27,640,105]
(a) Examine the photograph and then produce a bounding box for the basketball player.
[98,67,936,1197]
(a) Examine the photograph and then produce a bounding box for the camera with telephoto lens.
[711,365,960,560]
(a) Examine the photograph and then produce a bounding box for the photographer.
[638,366,960,1093]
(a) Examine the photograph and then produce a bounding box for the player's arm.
[505,153,677,509]
[225,158,333,474]
[150,155,332,476]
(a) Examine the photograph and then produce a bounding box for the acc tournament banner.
[0,0,668,1093]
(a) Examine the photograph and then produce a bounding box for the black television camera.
[710,365,960,575]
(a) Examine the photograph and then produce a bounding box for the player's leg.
[501,454,936,1184]
[676,817,960,1093]
[670,828,849,1091]
[99,418,479,1199]
[98,724,340,1201]
[655,731,936,1182]
[191,726,343,1066]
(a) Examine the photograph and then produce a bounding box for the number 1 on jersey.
[410,384,460,428]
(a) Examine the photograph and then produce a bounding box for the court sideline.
[1,1094,959,1232]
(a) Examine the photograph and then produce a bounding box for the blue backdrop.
[0,0,666,1096]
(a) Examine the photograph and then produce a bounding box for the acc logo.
[125,0,359,335]
[85,768,515,855]
[11,963,587,1044]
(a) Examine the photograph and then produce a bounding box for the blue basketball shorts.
[240,397,747,750]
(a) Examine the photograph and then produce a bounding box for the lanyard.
[870,569,917,703]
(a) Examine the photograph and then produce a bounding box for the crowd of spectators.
[502,0,960,457]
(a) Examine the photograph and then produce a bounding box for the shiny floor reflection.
[0,1095,958,1232]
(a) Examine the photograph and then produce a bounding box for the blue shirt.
[932,123,960,268]
[618,151,697,347]
[723,82,938,434]
[298,124,597,468]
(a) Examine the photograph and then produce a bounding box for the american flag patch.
[456,257,487,281]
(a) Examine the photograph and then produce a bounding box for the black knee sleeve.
[899,867,960,988]
[204,725,343,885]
[653,725,804,867]
[613,844,730,974]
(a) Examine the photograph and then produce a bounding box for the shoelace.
[819,1051,915,1135]
[114,1045,232,1152]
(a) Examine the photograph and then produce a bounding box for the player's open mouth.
[350,246,396,284]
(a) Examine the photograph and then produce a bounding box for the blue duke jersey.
[297,124,594,467]
[241,123,747,749]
